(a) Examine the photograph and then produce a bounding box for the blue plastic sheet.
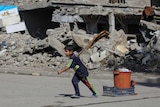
[0,5,17,11]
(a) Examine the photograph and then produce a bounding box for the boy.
[57,45,98,98]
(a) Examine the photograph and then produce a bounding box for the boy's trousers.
[72,73,97,96]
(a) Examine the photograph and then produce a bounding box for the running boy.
[57,45,98,98]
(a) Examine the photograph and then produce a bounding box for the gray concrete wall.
[126,0,150,7]
[50,0,150,8]
[0,0,151,9]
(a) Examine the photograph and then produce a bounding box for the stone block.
[5,22,26,33]
[0,15,21,27]
[90,50,107,62]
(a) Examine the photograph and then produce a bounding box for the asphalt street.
[0,73,160,107]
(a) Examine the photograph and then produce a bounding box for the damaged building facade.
[1,0,160,74]
[1,0,152,38]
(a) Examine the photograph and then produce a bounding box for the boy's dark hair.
[64,45,74,51]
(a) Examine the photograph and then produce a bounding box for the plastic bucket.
[114,71,131,89]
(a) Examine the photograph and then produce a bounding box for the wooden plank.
[78,30,110,56]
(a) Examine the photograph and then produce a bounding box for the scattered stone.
[32,72,41,76]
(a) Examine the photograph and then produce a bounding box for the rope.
[89,71,110,87]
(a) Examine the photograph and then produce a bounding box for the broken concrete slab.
[52,15,84,23]
[142,54,151,65]
[5,21,26,33]
[153,30,160,51]
[90,50,107,62]
[140,20,160,31]
[105,29,129,56]
[72,33,92,48]
[47,36,65,56]
[0,15,21,27]
[116,44,129,54]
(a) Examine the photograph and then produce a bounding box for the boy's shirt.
[67,54,88,77]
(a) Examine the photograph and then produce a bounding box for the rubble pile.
[122,25,160,73]
[0,23,117,71]
[0,32,67,70]
[0,0,159,74]
[1,22,160,74]
[46,23,160,74]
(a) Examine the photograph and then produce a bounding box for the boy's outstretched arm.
[57,66,69,75]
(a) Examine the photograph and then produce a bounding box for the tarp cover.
[0,5,17,11]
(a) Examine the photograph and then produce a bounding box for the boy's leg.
[72,74,80,96]
[81,77,98,95]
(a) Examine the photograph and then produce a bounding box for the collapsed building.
[0,0,160,73]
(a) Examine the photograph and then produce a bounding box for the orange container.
[114,71,131,89]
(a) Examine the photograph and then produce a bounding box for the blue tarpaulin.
[0,5,17,11]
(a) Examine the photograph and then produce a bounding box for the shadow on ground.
[136,77,160,88]
[43,96,160,107]
[137,82,160,88]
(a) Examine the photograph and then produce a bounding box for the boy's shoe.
[91,93,98,98]
[71,94,80,98]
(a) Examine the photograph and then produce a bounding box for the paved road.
[0,73,160,107]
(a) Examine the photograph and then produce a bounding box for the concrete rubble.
[0,20,160,73]
[0,0,160,74]
[0,22,158,74]
[0,25,122,71]
[0,16,160,74]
